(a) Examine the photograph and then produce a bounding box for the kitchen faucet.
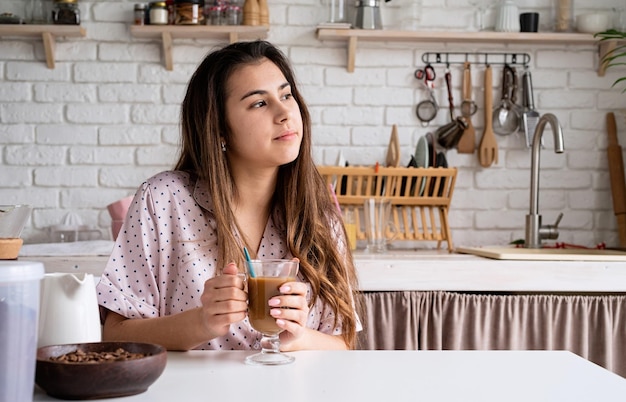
[525,113,565,249]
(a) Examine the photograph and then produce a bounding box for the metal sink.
[455,246,626,262]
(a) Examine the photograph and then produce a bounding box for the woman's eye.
[251,100,267,108]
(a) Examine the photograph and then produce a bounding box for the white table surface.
[33,350,626,402]
[20,243,626,292]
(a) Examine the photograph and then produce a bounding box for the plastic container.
[0,261,45,402]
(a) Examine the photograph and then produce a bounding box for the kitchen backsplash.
[1,0,625,248]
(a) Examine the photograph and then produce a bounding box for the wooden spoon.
[457,62,476,154]
[479,65,498,167]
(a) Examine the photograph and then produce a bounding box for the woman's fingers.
[198,265,248,337]
[268,281,308,328]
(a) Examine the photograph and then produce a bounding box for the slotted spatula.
[479,65,498,167]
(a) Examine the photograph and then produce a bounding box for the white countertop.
[354,250,626,292]
[20,242,626,292]
[32,350,626,402]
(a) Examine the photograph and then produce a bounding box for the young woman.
[96,40,361,351]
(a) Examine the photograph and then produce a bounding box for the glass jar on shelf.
[52,0,80,25]
[175,0,204,25]
[149,1,169,24]
[207,5,225,25]
[134,3,147,25]
[226,5,242,25]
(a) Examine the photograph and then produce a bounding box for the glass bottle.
[134,3,147,25]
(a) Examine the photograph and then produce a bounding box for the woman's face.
[224,58,303,172]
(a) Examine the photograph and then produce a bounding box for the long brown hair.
[175,40,360,348]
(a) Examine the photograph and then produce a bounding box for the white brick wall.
[1,0,626,248]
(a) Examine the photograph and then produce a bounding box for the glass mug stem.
[261,333,281,353]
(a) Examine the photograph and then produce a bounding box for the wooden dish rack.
[318,166,458,251]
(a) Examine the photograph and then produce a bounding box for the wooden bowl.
[35,342,167,400]
[0,238,23,259]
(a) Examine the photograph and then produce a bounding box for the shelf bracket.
[161,31,173,71]
[598,40,617,77]
[41,32,55,69]
[347,36,357,73]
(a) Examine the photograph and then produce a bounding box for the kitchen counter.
[20,243,626,292]
[32,350,626,402]
[355,250,626,292]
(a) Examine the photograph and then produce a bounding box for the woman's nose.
[274,102,291,123]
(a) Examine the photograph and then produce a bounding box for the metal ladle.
[493,65,520,136]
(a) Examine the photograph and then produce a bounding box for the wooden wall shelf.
[0,25,86,69]
[129,25,269,71]
[316,29,613,75]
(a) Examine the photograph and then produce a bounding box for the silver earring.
[221,141,226,152]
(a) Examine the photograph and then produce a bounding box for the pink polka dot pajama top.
[96,170,350,350]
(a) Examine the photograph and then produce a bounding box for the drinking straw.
[243,247,256,278]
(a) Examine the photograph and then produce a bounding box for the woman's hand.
[268,281,310,348]
[199,262,248,339]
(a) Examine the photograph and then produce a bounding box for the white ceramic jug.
[38,273,102,347]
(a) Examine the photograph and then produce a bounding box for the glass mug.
[245,259,299,366]
[363,198,397,253]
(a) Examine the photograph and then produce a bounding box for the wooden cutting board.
[455,246,626,261]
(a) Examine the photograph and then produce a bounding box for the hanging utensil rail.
[421,52,531,68]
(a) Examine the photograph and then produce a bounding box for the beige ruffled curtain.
[357,291,626,378]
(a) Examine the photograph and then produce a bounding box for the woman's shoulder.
[143,170,196,190]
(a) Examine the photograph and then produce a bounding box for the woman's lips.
[274,131,298,141]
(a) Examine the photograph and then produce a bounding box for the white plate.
[415,135,429,195]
